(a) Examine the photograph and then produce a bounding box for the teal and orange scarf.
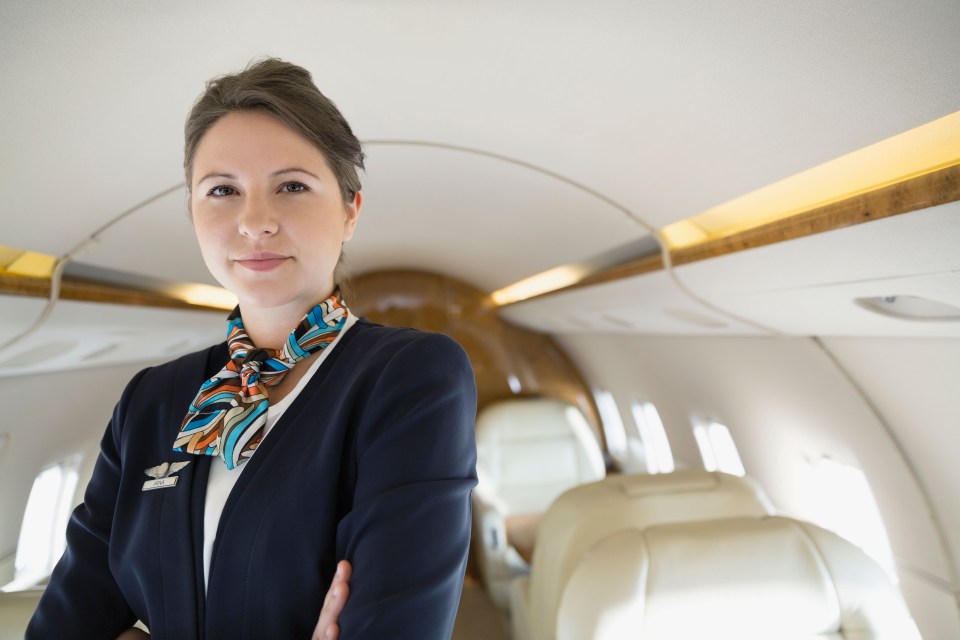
[173,292,348,470]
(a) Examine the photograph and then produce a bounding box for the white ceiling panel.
[0,299,225,378]
[675,204,960,296]
[351,144,645,291]
[694,270,960,337]
[3,0,960,287]
[504,207,960,337]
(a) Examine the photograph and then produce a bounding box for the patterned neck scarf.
[173,292,349,470]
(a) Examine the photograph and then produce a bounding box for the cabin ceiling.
[2,0,960,369]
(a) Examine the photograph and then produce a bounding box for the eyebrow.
[272,167,321,180]
[195,168,321,185]
[196,172,236,185]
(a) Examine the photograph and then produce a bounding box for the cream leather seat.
[473,398,605,608]
[511,470,776,640]
[557,516,920,639]
[0,589,43,640]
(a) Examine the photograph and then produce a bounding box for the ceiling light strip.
[492,142,960,306]
[0,272,233,312]
[661,109,960,249]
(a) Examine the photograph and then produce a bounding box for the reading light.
[854,295,960,321]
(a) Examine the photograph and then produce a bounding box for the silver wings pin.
[142,460,191,491]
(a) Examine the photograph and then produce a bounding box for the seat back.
[0,589,43,640]
[475,398,605,516]
[558,516,920,640]
[473,398,605,607]
[524,471,775,640]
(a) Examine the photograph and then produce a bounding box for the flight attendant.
[27,58,478,639]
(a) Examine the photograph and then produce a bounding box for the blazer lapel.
[153,343,226,639]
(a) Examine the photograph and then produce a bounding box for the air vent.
[854,295,960,321]
[82,343,121,361]
[663,308,728,328]
[0,340,77,367]
[601,313,634,329]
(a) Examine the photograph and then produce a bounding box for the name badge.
[141,460,190,491]
[142,476,179,491]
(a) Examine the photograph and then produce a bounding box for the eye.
[207,185,236,197]
[279,182,310,193]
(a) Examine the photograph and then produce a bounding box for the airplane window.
[593,389,628,465]
[2,454,81,592]
[630,401,675,474]
[802,456,899,581]
[692,420,746,476]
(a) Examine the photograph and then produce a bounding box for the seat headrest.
[528,471,776,640]
[476,398,596,442]
[474,398,605,515]
[557,517,920,640]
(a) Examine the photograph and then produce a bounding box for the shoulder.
[345,318,471,369]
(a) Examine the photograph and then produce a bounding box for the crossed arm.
[116,560,353,640]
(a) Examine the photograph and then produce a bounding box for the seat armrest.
[510,575,533,640]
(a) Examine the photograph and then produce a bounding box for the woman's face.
[190,110,361,316]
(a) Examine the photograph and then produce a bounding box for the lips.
[234,252,290,272]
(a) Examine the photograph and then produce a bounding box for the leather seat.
[511,470,776,640]
[0,589,43,640]
[557,516,920,639]
[473,398,605,608]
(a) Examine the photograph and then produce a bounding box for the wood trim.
[528,162,960,299]
[349,269,606,444]
[0,272,225,312]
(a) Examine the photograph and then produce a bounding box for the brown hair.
[183,57,364,202]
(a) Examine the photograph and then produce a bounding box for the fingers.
[337,559,353,583]
[313,560,353,640]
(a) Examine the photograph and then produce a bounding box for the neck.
[238,298,331,350]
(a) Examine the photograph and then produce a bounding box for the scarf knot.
[173,292,348,470]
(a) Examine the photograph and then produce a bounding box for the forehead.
[192,110,331,177]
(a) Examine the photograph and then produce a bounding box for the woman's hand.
[312,560,352,640]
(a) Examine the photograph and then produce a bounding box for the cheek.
[192,219,227,265]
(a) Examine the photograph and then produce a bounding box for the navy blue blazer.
[27,319,478,639]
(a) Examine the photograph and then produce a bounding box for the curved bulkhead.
[2,1,960,638]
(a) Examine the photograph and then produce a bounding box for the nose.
[237,192,279,238]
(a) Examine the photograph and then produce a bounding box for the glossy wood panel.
[348,270,604,444]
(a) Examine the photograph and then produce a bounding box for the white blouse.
[203,313,358,591]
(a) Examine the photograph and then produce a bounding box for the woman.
[27,58,478,639]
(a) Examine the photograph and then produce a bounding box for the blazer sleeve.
[335,332,478,639]
[25,369,147,639]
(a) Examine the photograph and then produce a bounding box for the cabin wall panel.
[820,337,960,582]
[898,571,960,640]
[0,363,146,586]
[557,333,959,638]
[0,297,48,351]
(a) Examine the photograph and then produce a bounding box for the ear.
[342,191,362,242]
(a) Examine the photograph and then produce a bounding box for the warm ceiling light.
[490,265,589,306]
[661,110,960,249]
[0,245,58,278]
[165,283,238,311]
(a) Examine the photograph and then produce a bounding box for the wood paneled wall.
[348,270,604,445]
